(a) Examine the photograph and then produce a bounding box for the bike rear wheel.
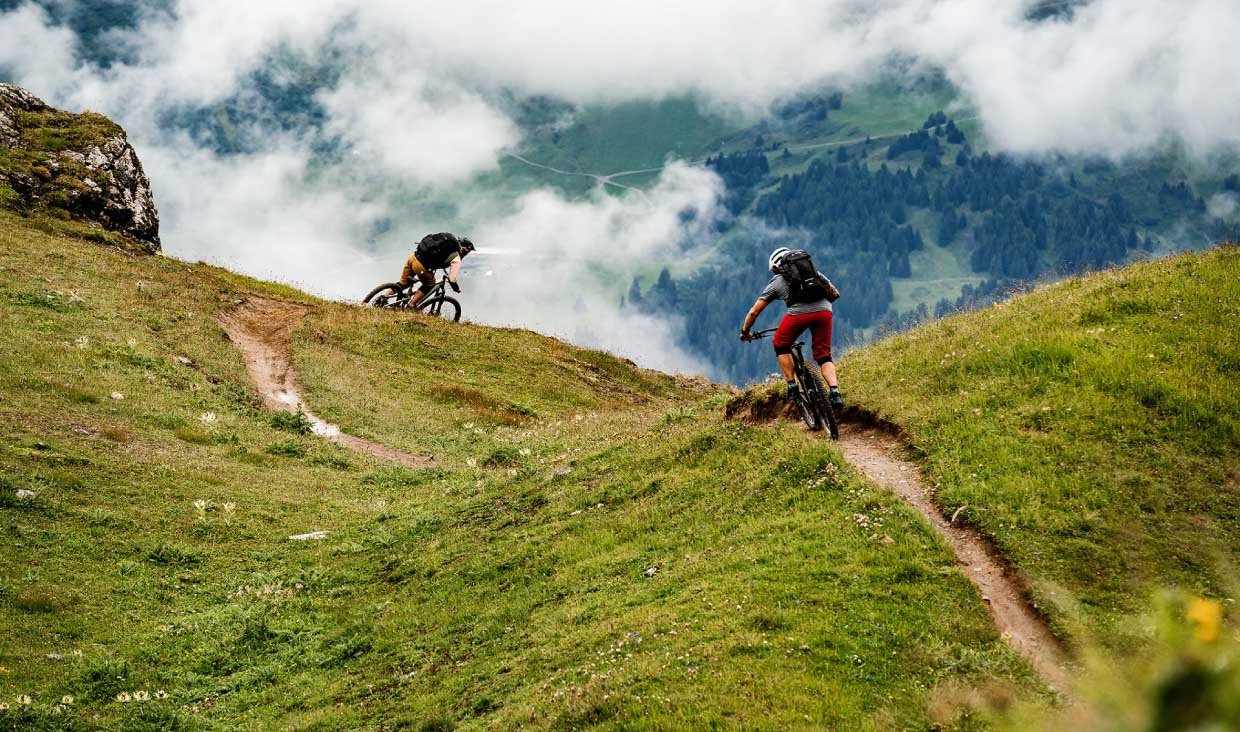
[363,282,406,308]
[415,295,461,322]
[804,362,839,440]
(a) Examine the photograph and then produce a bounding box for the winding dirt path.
[837,424,1070,690]
[218,297,431,468]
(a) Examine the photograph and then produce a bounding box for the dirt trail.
[837,425,1070,690]
[218,297,430,468]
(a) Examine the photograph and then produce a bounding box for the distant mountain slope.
[841,246,1240,649]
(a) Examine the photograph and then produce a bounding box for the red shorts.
[772,310,833,364]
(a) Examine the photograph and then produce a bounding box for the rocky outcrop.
[0,83,160,252]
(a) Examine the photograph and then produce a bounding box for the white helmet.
[768,247,791,272]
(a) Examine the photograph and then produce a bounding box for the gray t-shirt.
[759,273,832,315]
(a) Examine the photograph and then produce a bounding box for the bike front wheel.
[804,363,839,440]
[793,372,820,431]
[415,295,461,322]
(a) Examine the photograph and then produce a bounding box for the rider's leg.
[777,354,796,381]
[808,310,843,405]
[407,270,436,308]
[820,361,839,388]
[772,314,809,395]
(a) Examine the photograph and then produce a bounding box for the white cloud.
[1207,192,1237,221]
[0,4,78,96]
[465,163,724,374]
[3,0,1239,375]
[318,64,518,185]
[142,134,390,297]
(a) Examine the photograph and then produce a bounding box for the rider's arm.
[740,298,770,338]
[447,257,462,284]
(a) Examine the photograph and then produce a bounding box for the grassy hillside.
[844,247,1240,650]
[0,213,1043,730]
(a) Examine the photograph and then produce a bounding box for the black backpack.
[415,232,461,269]
[778,250,838,304]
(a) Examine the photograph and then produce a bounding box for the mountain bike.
[749,328,839,440]
[362,269,461,322]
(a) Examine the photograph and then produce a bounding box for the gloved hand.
[449,279,461,293]
[739,330,752,342]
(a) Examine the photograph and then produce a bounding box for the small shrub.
[55,384,101,404]
[122,704,195,731]
[74,656,133,701]
[265,439,306,458]
[661,406,697,425]
[150,413,187,430]
[13,587,64,613]
[482,446,521,467]
[309,448,352,471]
[145,541,202,567]
[363,466,441,489]
[270,409,313,435]
[174,426,214,445]
[9,290,80,312]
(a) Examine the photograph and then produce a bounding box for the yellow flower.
[62,695,74,704]
[16,695,31,705]
[1187,597,1223,643]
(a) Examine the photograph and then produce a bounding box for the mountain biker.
[399,233,476,309]
[740,247,844,409]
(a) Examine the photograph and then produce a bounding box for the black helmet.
[459,237,475,254]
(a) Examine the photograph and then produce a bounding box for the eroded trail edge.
[837,425,1070,690]
[219,297,430,468]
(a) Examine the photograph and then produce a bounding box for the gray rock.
[289,531,329,541]
[0,83,160,251]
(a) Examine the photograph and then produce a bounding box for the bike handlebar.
[745,328,779,341]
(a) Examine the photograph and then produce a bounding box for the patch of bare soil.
[218,297,431,468]
[837,424,1070,690]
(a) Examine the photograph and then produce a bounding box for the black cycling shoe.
[829,390,845,410]
[786,384,802,401]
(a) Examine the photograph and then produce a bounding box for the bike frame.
[749,327,838,439]
[384,268,450,309]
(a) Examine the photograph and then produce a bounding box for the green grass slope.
[844,247,1240,650]
[0,214,1040,730]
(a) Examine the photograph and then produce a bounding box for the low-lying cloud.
[2,0,1238,374]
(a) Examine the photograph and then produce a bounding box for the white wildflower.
[198,412,217,424]
[519,448,532,457]
[126,338,137,348]
[17,695,31,705]
[223,502,235,513]
[155,690,168,700]
[75,336,89,349]
[110,391,124,400]
[0,703,7,710]
[466,458,477,468]
[116,692,131,702]
[463,422,475,429]
[134,690,150,701]
[62,695,74,704]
